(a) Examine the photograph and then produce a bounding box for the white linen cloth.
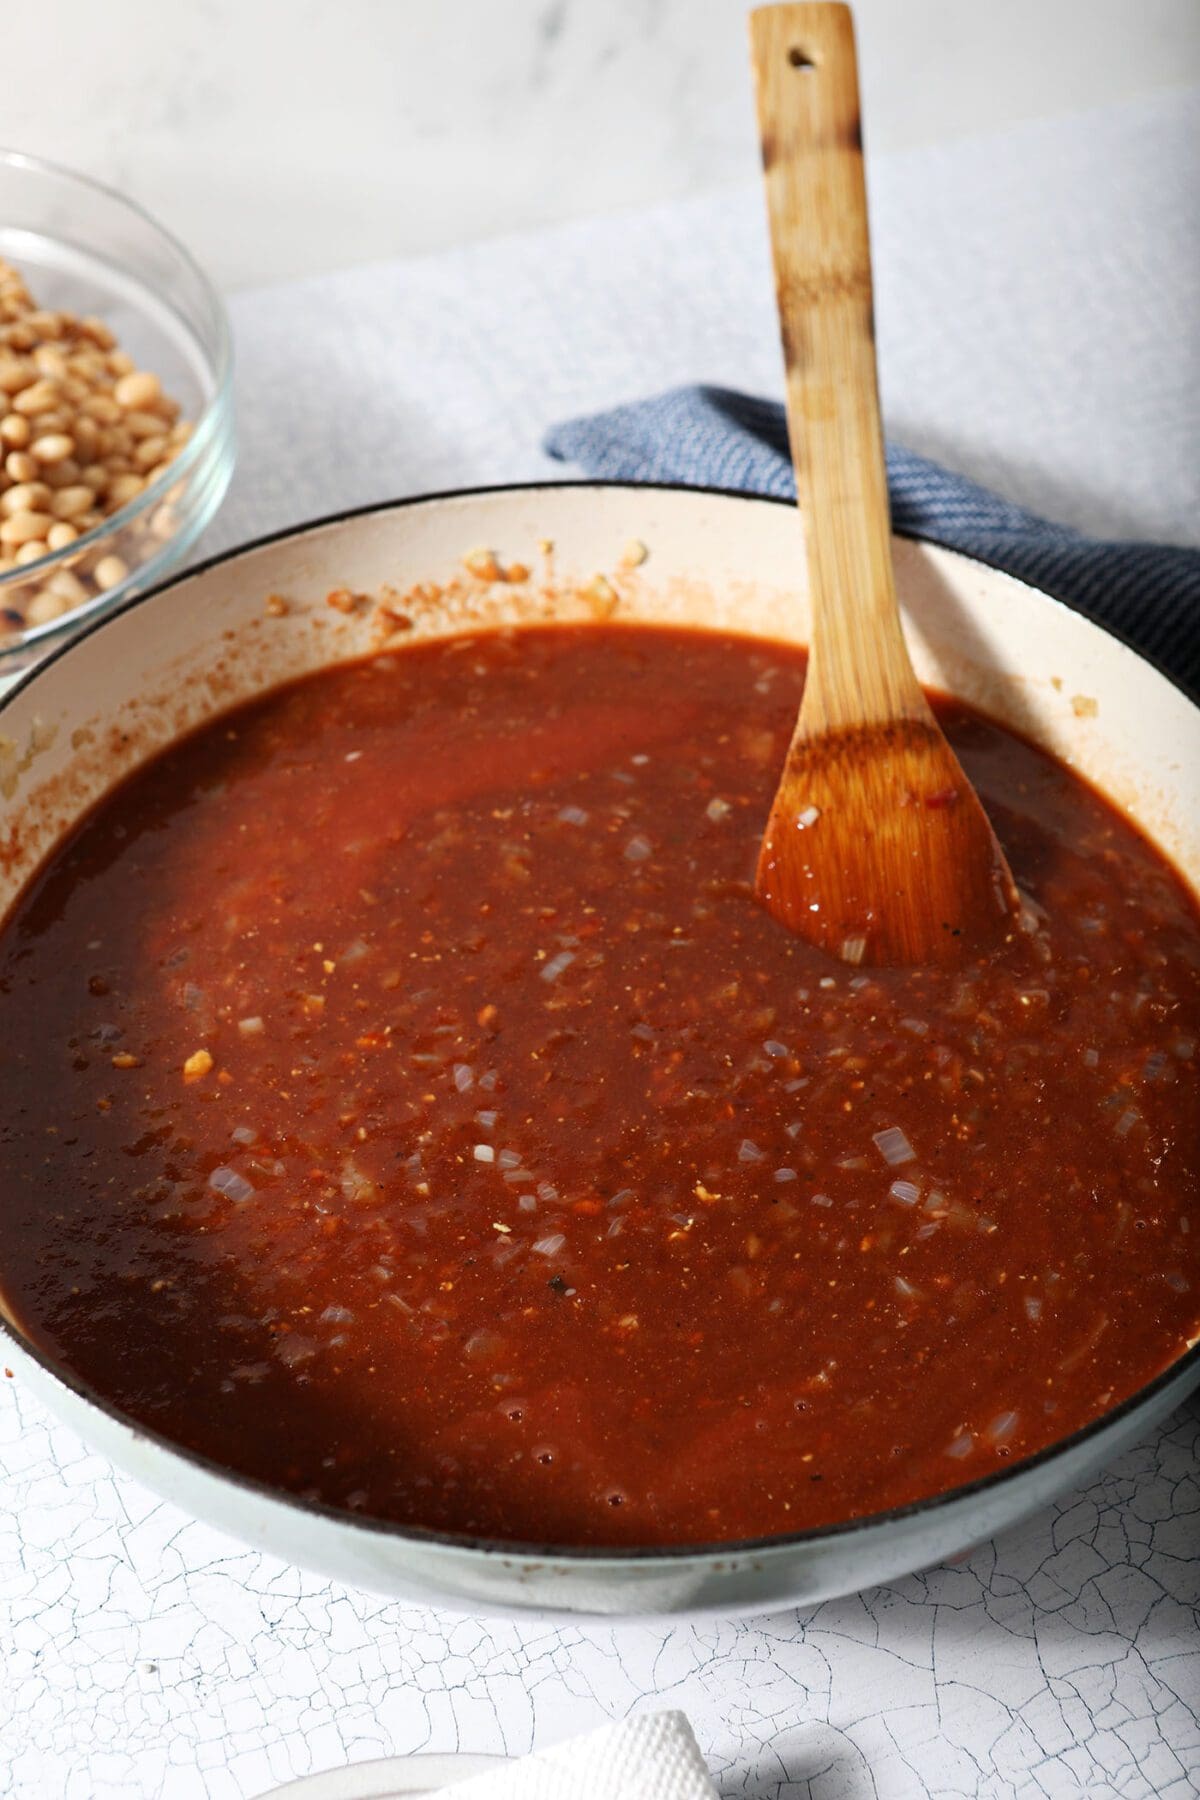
[441,1713,716,1799]
[213,87,1200,567]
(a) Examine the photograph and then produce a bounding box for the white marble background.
[1,9,1199,1798]
[9,0,1200,288]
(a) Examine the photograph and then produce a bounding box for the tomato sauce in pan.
[1,624,1197,1547]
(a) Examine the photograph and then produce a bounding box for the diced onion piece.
[473,1144,495,1163]
[209,1165,254,1204]
[873,1126,916,1166]
[463,1329,505,1364]
[888,1179,920,1206]
[945,1433,974,1459]
[557,805,589,826]
[531,1233,566,1256]
[340,1157,380,1204]
[738,1139,764,1162]
[624,834,653,862]
[541,950,575,983]
[453,1063,474,1092]
[796,805,820,828]
[706,797,731,822]
[238,1016,264,1036]
[987,1410,1019,1442]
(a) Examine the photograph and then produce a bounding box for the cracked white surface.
[3,1388,1197,1797]
[2,93,1198,1799]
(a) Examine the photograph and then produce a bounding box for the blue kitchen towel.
[544,385,1200,697]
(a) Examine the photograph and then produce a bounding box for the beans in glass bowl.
[0,257,194,627]
[0,149,234,677]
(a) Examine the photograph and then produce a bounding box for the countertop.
[2,90,1198,1800]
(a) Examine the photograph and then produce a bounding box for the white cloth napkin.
[439,1712,717,1798]
[219,88,1199,577]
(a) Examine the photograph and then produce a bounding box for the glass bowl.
[0,148,234,679]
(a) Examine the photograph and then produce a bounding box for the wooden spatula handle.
[750,3,927,731]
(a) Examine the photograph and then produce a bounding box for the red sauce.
[1,625,1197,1547]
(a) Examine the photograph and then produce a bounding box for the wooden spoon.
[749,2,1017,966]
